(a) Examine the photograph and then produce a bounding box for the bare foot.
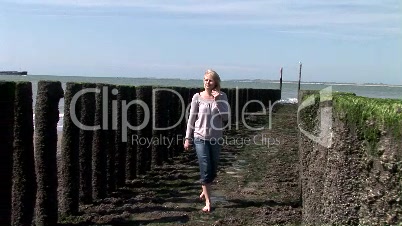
[202,204,211,212]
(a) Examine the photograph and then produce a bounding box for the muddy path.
[60,103,301,226]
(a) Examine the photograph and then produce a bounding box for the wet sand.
[57,103,301,225]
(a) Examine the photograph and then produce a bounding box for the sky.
[0,0,401,84]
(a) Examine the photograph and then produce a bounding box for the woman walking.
[184,69,229,212]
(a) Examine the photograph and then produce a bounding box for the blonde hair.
[204,69,221,91]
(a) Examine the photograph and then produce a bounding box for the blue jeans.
[194,138,221,184]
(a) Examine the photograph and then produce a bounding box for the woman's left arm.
[214,92,229,121]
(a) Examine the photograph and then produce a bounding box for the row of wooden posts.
[0,80,281,226]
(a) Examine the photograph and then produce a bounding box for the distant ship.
[0,71,28,76]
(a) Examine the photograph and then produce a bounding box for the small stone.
[386,214,397,224]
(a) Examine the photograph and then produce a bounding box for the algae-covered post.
[115,85,127,187]
[238,88,246,126]
[59,82,82,217]
[166,87,178,159]
[0,81,16,226]
[107,85,117,194]
[34,81,64,226]
[172,86,185,156]
[248,88,255,112]
[125,86,137,180]
[152,88,167,167]
[244,88,249,113]
[92,84,108,200]
[163,86,175,163]
[11,82,36,226]
[221,88,229,118]
[226,88,233,123]
[79,83,96,204]
[136,86,153,175]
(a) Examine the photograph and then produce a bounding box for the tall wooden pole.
[279,67,283,91]
[297,62,302,98]
[34,81,64,226]
[12,82,36,226]
[0,81,15,226]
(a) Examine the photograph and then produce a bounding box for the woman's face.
[204,74,216,90]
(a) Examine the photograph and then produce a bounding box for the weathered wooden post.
[229,88,236,124]
[236,88,242,129]
[0,81,16,226]
[163,86,175,163]
[59,82,82,216]
[280,67,283,92]
[79,83,96,204]
[126,86,137,180]
[167,87,179,160]
[136,86,153,175]
[152,88,167,167]
[92,84,107,200]
[11,82,36,226]
[172,86,185,156]
[34,81,64,226]
[115,85,127,187]
[297,62,302,98]
[107,85,117,193]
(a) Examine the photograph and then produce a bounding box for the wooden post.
[0,81,15,226]
[34,81,64,226]
[92,84,108,200]
[59,82,82,216]
[152,88,166,167]
[115,85,127,187]
[279,67,283,91]
[79,83,96,204]
[136,86,153,175]
[297,62,302,98]
[106,85,116,194]
[126,86,137,180]
[12,82,36,226]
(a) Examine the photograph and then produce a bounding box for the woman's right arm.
[184,94,198,150]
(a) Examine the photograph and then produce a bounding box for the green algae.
[299,90,402,156]
[333,94,402,155]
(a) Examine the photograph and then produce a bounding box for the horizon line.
[18,74,402,87]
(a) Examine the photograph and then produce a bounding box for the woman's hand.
[212,89,220,100]
[184,139,192,151]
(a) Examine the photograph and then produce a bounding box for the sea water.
[1,74,401,131]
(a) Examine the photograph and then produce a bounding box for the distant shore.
[1,74,401,87]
